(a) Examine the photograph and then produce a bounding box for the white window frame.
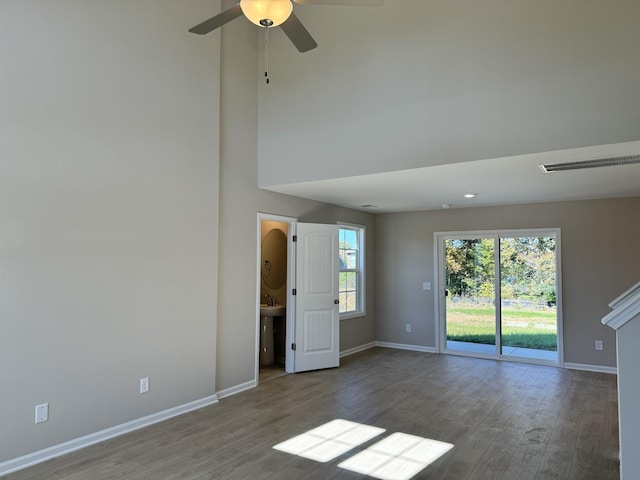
[338,222,366,320]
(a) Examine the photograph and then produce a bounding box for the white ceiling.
[256,1,640,213]
[264,141,640,213]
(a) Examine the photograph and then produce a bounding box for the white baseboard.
[216,380,256,399]
[564,362,618,374]
[340,342,376,358]
[373,344,617,374]
[218,343,377,402]
[375,341,437,353]
[0,395,219,477]
[216,343,389,402]
[219,344,377,402]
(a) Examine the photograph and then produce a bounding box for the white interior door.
[293,223,339,373]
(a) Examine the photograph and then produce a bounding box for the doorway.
[257,214,296,384]
[436,229,562,366]
[256,215,341,383]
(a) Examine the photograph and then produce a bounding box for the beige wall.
[1,0,221,463]
[257,0,640,187]
[1,0,376,466]
[3,0,634,471]
[375,197,640,367]
[216,6,376,393]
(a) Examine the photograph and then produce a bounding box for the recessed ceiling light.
[463,193,476,198]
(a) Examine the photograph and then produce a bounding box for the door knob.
[334,299,340,304]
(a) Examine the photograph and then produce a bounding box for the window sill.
[340,311,366,321]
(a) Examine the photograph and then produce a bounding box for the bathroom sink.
[260,304,286,317]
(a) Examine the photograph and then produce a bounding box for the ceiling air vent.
[539,154,640,173]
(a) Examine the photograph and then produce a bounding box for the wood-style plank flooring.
[259,364,287,384]
[3,348,619,480]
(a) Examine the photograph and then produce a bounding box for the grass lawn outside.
[446,304,558,351]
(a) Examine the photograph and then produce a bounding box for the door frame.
[256,213,298,383]
[436,233,500,360]
[434,228,564,367]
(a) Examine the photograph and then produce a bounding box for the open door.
[293,223,340,373]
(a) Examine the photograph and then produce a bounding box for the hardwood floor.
[259,364,288,384]
[3,348,619,480]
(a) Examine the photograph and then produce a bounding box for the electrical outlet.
[405,324,412,333]
[595,340,603,351]
[35,403,48,424]
[139,377,150,394]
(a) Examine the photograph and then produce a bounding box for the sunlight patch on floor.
[273,420,454,479]
[273,419,385,463]
[338,432,454,480]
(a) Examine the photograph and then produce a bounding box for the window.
[338,224,365,318]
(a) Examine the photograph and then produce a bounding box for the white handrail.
[602,281,640,330]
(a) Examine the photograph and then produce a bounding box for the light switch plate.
[35,403,48,424]
[140,377,150,394]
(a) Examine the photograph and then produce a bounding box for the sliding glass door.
[444,237,497,355]
[439,230,560,364]
[499,236,558,361]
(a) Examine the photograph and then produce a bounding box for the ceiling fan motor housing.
[240,0,293,27]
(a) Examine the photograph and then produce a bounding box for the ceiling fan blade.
[188,4,243,35]
[280,13,318,53]
[293,0,383,6]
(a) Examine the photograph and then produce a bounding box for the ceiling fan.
[189,0,383,53]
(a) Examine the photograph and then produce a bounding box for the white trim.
[216,380,257,399]
[494,236,503,353]
[375,341,437,353]
[564,362,618,375]
[375,342,616,374]
[602,301,640,331]
[442,347,560,367]
[0,395,219,477]
[286,221,298,373]
[434,227,563,238]
[608,280,640,310]
[601,280,640,330]
[339,311,366,321]
[220,343,376,400]
[555,230,565,368]
[340,342,376,358]
[433,236,442,353]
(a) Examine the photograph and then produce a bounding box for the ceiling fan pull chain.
[264,27,270,85]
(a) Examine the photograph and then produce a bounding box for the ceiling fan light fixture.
[240,0,293,28]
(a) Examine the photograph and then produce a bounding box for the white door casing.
[293,223,340,373]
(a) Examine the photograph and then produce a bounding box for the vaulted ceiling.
[252,0,640,212]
